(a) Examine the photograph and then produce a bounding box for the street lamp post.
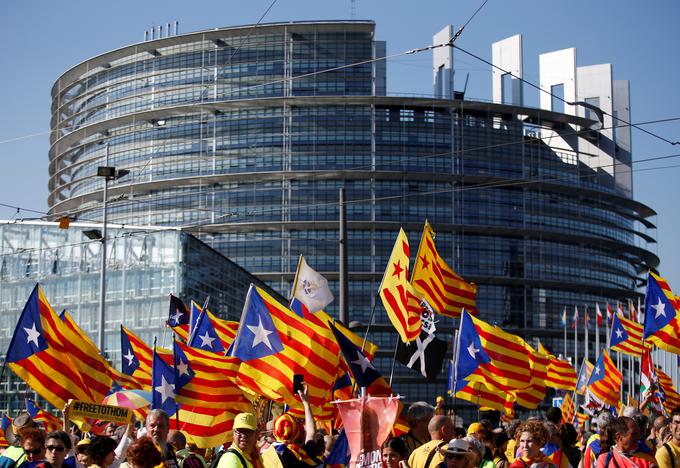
[95,145,129,354]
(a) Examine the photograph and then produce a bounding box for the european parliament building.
[41,21,659,404]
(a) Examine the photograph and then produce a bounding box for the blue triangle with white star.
[151,348,177,417]
[609,314,629,348]
[455,310,490,385]
[644,273,675,338]
[231,285,283,361]
[120,326,139,375]
[173,340,194,389]
[6,285,49,363]
[329,322,381,388]
[187,309,225,353]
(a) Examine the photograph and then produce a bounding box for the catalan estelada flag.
[656,366,680,415]
[59,310,142,391]
[587,349,622,407]
[512,342,548,409]
[644,272,680,353]
[25,398,61,432]
[121,325,171,389]
[575,359,594,395]
[230,284,340,416]
[560,393,575,425]
[379,228,422,342]
[5,285,94,408]
[456,311,532,393]
[609,314,645,357]
[410,222,477,317]
[538,342,577,391]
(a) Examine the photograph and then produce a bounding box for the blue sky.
[1,1,678,289]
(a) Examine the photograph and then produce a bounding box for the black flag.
[396,332,447,380]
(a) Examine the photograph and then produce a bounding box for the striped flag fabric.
[538,342,577,391]
[189,302,239,349]
[151,347,177,417]
[587,349,622,407]
[512,342,548,409]
[456,311,532,393]
[187,309,225,353]
[230,284,340,416]
[560,393,575,425]
[575,359,594,395]
[59,310,142,391]
[410,222,477,317]
[121,325,153,387]
[379,228,423,342]
[451,363,515,414]
[573,412,588,430]
[25,398,61,432]
[640,349,663,414]
[609,314,645,357]
[172,340,249,411]
[5,285,94,408]
[167,294,190,340]
[644,272,680,354]
[0,415,11,447]
[657,367,680,415]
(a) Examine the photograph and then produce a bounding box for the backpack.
[180,454,205,468]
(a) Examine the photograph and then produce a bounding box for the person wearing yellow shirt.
[656,408,680,468]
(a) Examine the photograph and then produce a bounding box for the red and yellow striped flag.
[463,313,533,393]
[379,228,422,342]
[657,367,680,415]
[587,349,622,407]
[232,286,340,417]
[411,222,477,317]
[6,285,97,409]
[538,342,577,391]
[610,314,645,357]
[644,272,680,353]
[560,393,575,425]
[455,380,515,413]
[512,342,548,409]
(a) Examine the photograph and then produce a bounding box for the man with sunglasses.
[36,431,72,468]
[657,407,680,468]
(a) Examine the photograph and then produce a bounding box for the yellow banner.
[69,400,132,424]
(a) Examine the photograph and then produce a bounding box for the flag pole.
[584,305,589,363]
[574,307,579,372]
[388,339,400,388]
[563,307,567,362]
[360,295,380,353]
[595,304,600,360]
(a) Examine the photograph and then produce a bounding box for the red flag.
[606,303,613,323]
[596,303,604,327]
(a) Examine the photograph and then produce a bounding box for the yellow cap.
[233,413,257,431]
[436,396,444,404]
[467,422,483,436]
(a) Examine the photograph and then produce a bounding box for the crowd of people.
[2,392,680,468]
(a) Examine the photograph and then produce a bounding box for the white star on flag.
[467,342,480,359]
[24,323,41,347]
[170,309,183,325]
[615,328,623,339]
[247,318,275,350]
[594,366,601,375]
[176,359,190,377]
[352,351,375,373]
[123,349,136,367]
[154,375,175,404]
[198,331,216,349]
[652,298,666,319]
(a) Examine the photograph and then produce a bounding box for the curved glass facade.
[49,21,658,403]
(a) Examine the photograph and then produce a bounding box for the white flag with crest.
[290,255,334,314]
